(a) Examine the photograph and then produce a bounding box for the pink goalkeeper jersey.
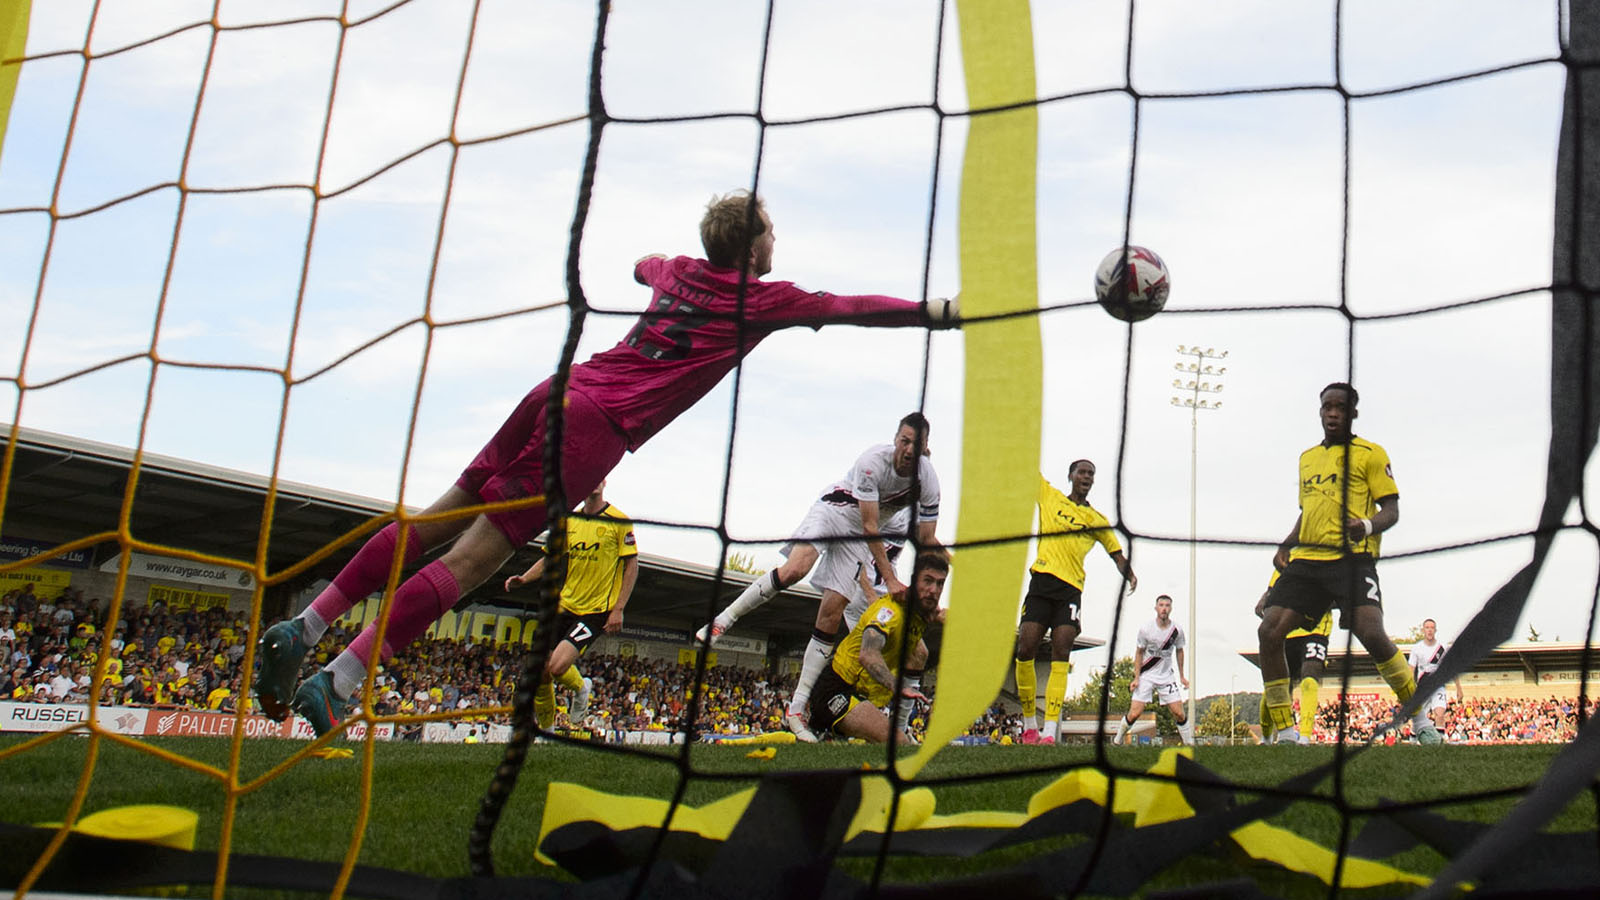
[567,255,926,449]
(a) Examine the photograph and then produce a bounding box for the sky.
[0,0,1587,702]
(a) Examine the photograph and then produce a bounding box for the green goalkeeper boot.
[292,670,349,737]
[254,619,310,722]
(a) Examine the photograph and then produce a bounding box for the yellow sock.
[1263,678,1295,733]
[1298,677,1319,738]
[557,665,584,692]
[1015,658,1038,725]
[1044,660,1071,723]
[1375,651,1416,704]
[535,681,556,730]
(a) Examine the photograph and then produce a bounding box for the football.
[1094,245,1170,323]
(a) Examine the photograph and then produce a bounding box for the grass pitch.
[0,733,1589,897]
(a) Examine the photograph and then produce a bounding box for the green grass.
[0,734,1590,898]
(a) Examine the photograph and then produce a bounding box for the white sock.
[300,607,329,644]
[1114,715,1129,744]
[720,571,782,628]
[789,633,837,713]
[1043,719,1059,740]
[1178,718,1194,745]
[327,651,366,699]
[1023,713,1038,731]
[895,674,921,732]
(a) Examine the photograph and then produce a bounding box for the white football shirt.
[1135,618,1185,684]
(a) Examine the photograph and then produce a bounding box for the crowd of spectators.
[13,589,1599,746]
[1310,694,1600,744]
[1,585,255,711]
[0,590,927,741]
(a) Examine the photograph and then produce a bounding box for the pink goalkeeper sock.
[309,522,423,624]
[346,559,459,666]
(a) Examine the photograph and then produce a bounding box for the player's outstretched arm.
[855,563,877,601]
[915,519,947,562]
[1111,550,1137,593]
[505,558,545,593]
[607,556,640,633]
[632,253,668,285]
[860,500,906,597]
[859,628,898,696]
[772,288,957,331]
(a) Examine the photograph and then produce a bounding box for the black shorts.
[808,666,862,736]
[1020,571,1082,631]
[1284,632,1329,682]
[552,610,609,655]
[1265,556,1382,630]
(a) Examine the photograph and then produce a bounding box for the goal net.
[0,1,1595,897]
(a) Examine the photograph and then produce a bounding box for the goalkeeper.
[254,191,959,735]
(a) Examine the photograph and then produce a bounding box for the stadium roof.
[0,425,1117,660]
[0,424,825,639]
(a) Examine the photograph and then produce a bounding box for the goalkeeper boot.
[570,677,593,722]
[292,670,350,738]
[255,619,310,722]
[1021,728,1042,745]
[1417,724,1445,745]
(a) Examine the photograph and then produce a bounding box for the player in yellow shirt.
[1258,383,1415,744]
[1256,568,1332,744]
[504,481,638,731]
[808,553,946,744]
[1015,461,1136,744]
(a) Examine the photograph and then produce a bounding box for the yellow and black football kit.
[1023,476,1121,629]
[1268,437,1398,626]
[1280,564,1333,681]
[547,503,637,652]
[809,592,927,733]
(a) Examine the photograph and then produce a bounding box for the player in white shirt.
[1113,595,1194,746]
[1406,618,1462,744]
[696,413,941,741]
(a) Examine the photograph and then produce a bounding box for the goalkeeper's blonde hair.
[699,190,767,269]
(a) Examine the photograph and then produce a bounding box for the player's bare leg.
[1115,697,1148,745]
[787,589,848,742]
[298,514,517,735]
[834,701,915,746]
[536,640,584,730]
[1166,699,1195,746]
[699,543,820,646]
[1349,606,1421,737]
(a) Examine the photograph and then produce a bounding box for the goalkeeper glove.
[926,295,960,327]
